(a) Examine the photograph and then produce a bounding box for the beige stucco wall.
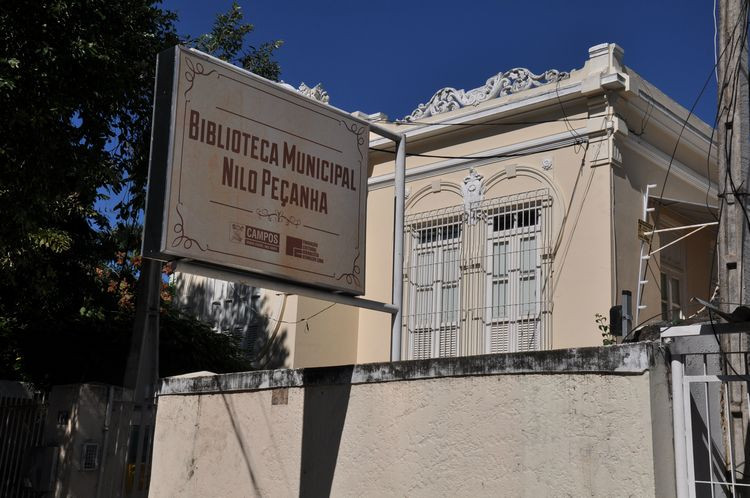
[171,43,716,368]
[149,344,675,497]
[614,132,717,325]
[292,296,359,367]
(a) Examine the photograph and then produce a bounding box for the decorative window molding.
[403,189,553,360]
[404,68,570,121]
[462,168,485,224]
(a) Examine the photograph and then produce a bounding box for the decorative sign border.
[142,46,369,295]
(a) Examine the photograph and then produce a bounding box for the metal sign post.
[141,45,409,361]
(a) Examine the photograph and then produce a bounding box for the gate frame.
[662,321,750,498]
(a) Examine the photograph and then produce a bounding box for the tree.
[191,1,283,82]
[0,0,283,387]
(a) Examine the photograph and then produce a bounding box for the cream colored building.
[174,42,717,368]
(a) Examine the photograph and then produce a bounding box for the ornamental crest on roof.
[404,68,570,122]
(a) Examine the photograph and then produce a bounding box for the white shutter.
[516,320,539,352]
[438,327,458,357]
[490,323,510,353]
[412,329,432,360]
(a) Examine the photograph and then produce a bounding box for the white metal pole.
[635,184,657,325]
[671,354,690,498]
[391,134,406,361]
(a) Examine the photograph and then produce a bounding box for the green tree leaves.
[190,1,282,81]
[0,0,281,387]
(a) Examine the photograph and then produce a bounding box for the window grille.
[81,442,99,471]
[403,189,552,359]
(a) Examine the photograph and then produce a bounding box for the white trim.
[368,128,587,189]
[370,82,585,149]
[619,133,718,199]
[645,222,718,235]
[369,72,714,159]
[652,195,718,212]
[637,90,714,144]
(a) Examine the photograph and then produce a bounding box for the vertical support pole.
[124,258,162,403]
[671,353,690,498]
[718,0,750,482]
[121,258,162,497]
[621,290,632,339]
[391,135,406,361]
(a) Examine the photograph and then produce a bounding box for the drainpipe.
[95,386,114,498]
[391,134,406,361]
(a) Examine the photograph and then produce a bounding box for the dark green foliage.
[191,1,283,81]
[8,309,250,389]
[0,0,280,387]
[0,0,178,329]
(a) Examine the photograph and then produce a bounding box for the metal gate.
[664,324,750,497]
[0,389,47,497]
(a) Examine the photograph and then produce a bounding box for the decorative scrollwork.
[257,208,301,227]
[298,82,330,104]
[335,252,361,287]
[184,57,217,97]
[341,120,367,160]
[172,204,206,251]
[404,68,570,121]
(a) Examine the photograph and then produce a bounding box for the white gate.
[664,324,750,497]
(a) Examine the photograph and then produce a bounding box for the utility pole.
[717,0,750,483]
[119,258,162,497]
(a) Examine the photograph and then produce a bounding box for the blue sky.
[164,0,720,125]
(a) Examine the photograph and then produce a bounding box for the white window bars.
[403,189,553,360]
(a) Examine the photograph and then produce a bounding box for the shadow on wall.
[172,274,289,370]
[299,366,353,497]
[205,367,353,497]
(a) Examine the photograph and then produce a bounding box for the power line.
[638,0,750,313]
[369,137,586,161]
[387,115,590,128]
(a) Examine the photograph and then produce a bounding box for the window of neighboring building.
[658,224,686,321]
[660,272,683,321]
[403,189,551,360]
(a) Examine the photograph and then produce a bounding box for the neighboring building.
[174,43,717,368]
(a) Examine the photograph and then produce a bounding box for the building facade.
[174,43,717,368]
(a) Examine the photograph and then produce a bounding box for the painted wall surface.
[169,43,716,368]
[149,344,675,497]
[45,384,132,498]
[292,296,358,367]
[292,43,713,365]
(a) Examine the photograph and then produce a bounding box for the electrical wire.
[369,137,586,161]
[638,0,750,313]
[700,0,750,381]
[388,116,590,127]
[267,302,336,327]
[554,77,585,142]
[707,0,750,381]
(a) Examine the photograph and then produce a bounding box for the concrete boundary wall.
[151,343,675,497]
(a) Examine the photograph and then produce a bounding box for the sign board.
[637,219,654,242]
[143,46,369,295]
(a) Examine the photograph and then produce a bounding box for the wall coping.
[158,342,665,396]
